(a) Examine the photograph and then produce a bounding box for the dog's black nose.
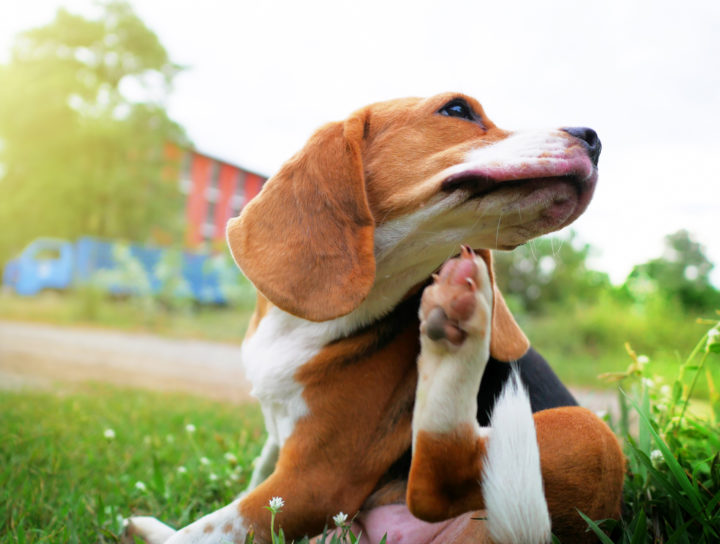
[562,126,601,166]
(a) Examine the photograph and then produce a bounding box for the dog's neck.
[240,287,423,448]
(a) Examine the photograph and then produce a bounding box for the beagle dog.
[124,93,624,544]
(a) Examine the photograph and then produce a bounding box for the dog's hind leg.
[408,246,496,521]
[407,248,624,543]
[408,248,551,544]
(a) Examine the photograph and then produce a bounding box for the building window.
[201,222,216,240]
[231,171,248,216]
[206,161,220,203]
[179,152,193,193]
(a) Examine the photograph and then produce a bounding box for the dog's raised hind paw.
[419,245,492,351]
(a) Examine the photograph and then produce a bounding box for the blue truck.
[2,237,241,304]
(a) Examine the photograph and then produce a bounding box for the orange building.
[173,148,268,248]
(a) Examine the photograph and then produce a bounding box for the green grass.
[585,321,720,543]
[519,293,720,395]
[0,384,264,543]
[2,289,719,542]
[0,290,253,344]
[1,321,718,543]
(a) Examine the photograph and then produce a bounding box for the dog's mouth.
[441,165,597,232]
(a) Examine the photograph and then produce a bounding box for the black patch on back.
[372,346,577,488]
[475,347,578,426]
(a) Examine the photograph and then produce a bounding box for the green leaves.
[0,0,187,264]
[626,230,720,312]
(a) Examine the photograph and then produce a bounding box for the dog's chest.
[240,307,362,446]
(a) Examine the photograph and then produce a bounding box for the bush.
[521,293,719,395]
[586,318,720,542]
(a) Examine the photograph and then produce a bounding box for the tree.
[625,230,719,310]
[493,231,610,313]
[0,0,188,264]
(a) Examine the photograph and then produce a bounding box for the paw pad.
[421,246,487,346]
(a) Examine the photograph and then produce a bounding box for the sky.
[1,0,719,285]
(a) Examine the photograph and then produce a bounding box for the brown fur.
[405,408,625,542]
[408,424,488,521]
[536,407,625,543]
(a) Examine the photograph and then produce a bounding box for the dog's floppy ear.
[226,112,375,322]
[477,249,530,361]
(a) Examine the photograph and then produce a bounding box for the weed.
[588,316,720,542]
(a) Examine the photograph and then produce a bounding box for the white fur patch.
[241,307,362,443]
[124,517,176,544]
[467,130,569,169]
[482,370,551,544]
[412,262,493,442]
[461,129,594,183]
[164,500,246,544]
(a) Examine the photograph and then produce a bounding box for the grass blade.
[576,510,615,544]
[623,391,704,513]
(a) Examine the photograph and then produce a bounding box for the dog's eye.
[438,99,475,121]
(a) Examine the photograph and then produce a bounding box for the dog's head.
[227,92,599,351]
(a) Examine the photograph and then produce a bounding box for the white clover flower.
[134,481,147,492]
[650,450,663,464]
[185,424,196,433]
[637,355,650,364]
[224,452,238,464]
[642,378,654,389]
[333,512,348,527]
[103,428,116,440]
[209,473,219,482]
[177,466,187,474]
[200,456,210,466]
[707,328,719,349]
[268,496,284,512]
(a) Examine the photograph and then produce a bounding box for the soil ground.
[0,319,618,414]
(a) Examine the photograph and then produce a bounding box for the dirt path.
[0,319,619,413]
[0,319,253,403]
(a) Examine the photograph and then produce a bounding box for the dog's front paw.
[419,245,492,352]
[122,516,176,544]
